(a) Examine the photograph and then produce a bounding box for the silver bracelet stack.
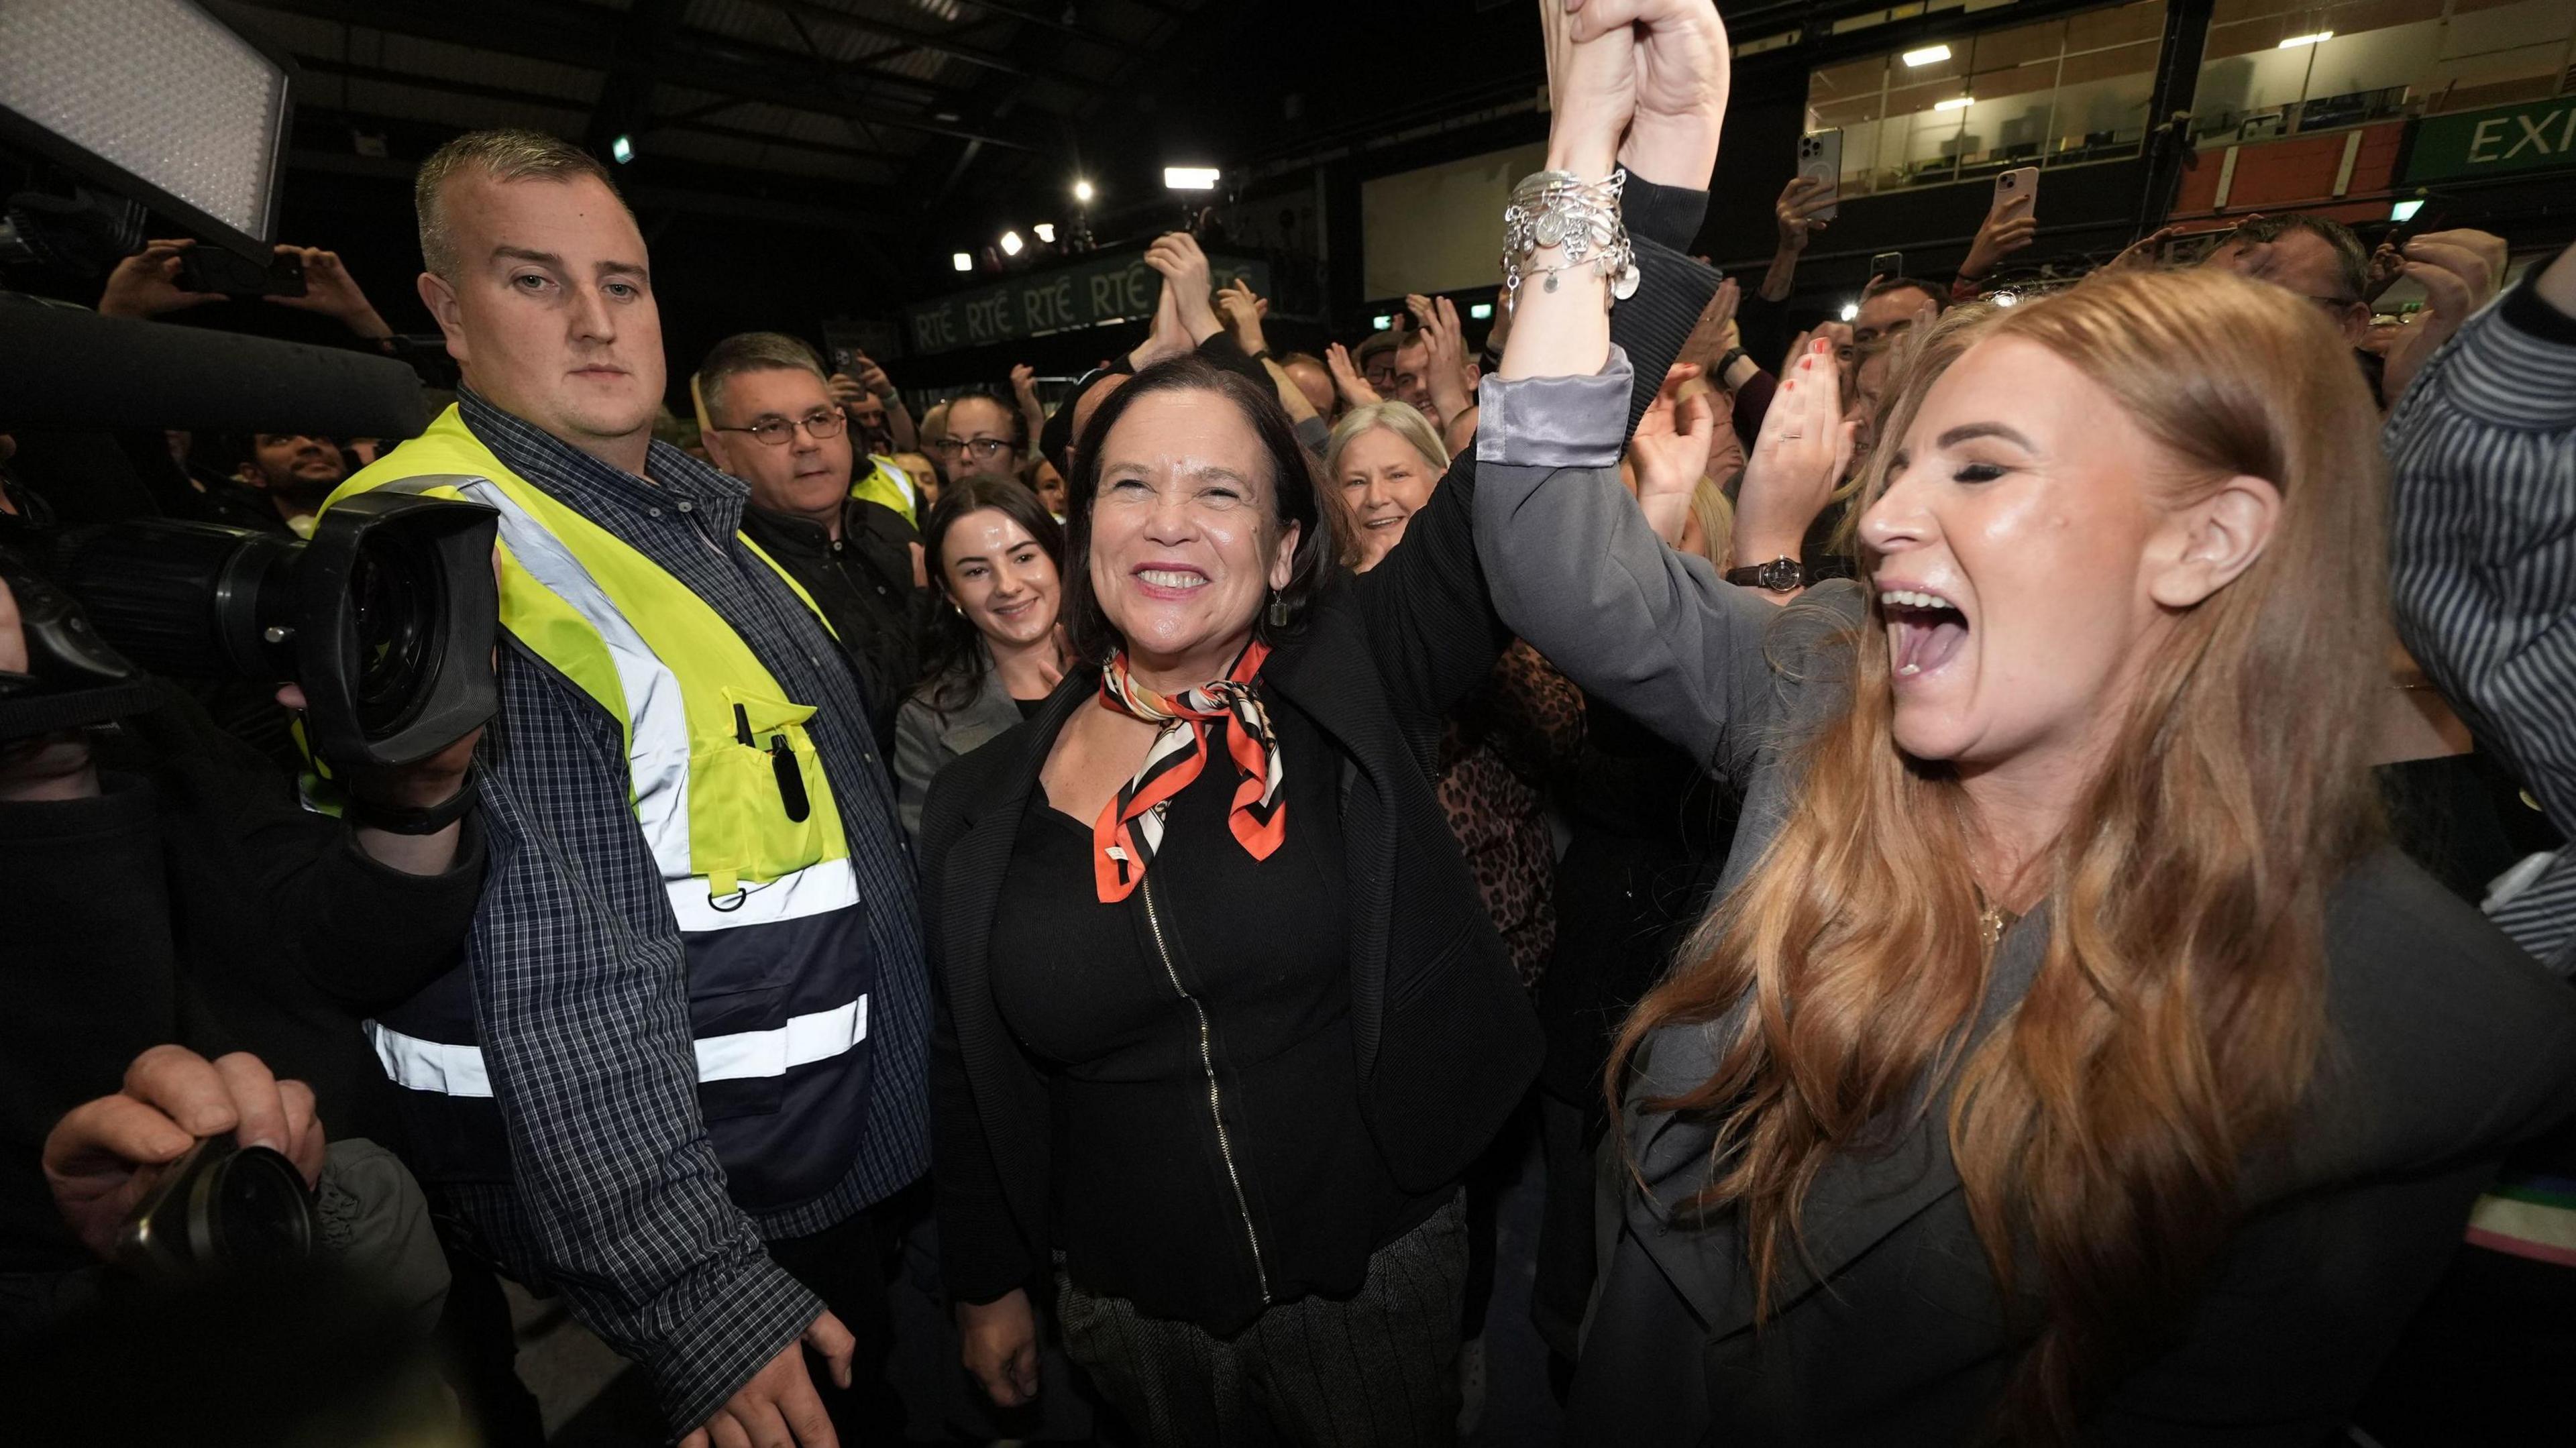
[1501,167,1639,312]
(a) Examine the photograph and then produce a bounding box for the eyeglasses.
[931,436,1015,461]
[714,409,847,446]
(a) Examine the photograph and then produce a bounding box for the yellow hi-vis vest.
[327,406,876,1209]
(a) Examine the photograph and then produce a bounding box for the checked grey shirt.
[437,388,930,1432]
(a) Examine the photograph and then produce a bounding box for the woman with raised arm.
[912,56,1721,1433]
[1479,1,2576,1442]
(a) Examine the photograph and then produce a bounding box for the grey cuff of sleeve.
[1293,412,1330,456]
[1474,345,1636,469]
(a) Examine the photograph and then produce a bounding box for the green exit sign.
[2406,97,2576,184]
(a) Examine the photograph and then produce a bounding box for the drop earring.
[1267,590,1290,628]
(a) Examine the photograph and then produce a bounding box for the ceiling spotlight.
[1033,222,1056,243]
[2389,198,2425,223]
[1469,302,1494,320]
[1902,44,1951,67]
[952,252,974,272]
[1000,229,1024,257]
[1371,314,1393,331]
[1073,178,1095,204]
[1934,96,1974,112]
[1839,301,1860,322]
[2277,30,2332,48]
[610,133,635,164]
[1164,166,1220,192]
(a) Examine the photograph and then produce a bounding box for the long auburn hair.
[1610,268,2390,1438]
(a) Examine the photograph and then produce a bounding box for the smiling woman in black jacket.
[913,184,1714,1442]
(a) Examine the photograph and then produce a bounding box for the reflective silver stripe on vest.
[378,474,856,934]
[365,996,869,1099]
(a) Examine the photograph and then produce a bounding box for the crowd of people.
[5,0,2576,1444]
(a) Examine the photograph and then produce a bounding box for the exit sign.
[2406,97,2576,183]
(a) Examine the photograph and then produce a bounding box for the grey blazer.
[1472,351,2576,1444]
[893,652,1024,843]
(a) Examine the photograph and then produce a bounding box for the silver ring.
[1779,430,1805,439]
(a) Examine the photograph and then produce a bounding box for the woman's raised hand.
[1735,335,1857,569]
[1566,0,1730,188]
[1542,0,1637,178]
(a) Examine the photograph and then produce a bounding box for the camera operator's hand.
[266,246,394,341]
[275,677,482,875]
[680,1311,855,1448]
[0,578,99,803]
[96,239,224,319]
[42,1045,325,1262]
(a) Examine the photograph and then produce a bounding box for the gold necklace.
[1974,886,2015,952]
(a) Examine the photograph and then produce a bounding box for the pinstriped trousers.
[1054,1192,1469,1447]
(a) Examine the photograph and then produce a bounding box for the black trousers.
[1055,1193,1469,1448]
[768,1192,910,1441]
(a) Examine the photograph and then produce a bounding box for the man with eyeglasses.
[700,332,928,756]
[926,389,1024,490]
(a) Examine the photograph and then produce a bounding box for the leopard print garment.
[1437,642,1585,989]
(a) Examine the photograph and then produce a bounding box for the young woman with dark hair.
[892,476,1069,841]
[1477,3,2576,1442]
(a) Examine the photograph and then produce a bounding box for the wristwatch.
[1725,557,1809,593]
[1714,346,1750,377]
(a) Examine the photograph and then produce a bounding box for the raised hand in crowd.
[1782,317,1852,374]
[2383,228,2510,406]
[95,237,223,319]
[1010,361,1046,452]
[1678,274,1744,375]
[1216,276,1271,356]
[2364,237,2408,303]
[1959,185,2036,290]
[1407,292,1478,449]
[42,1045,325,1262]
[266,245,394,340]
[1325,341,1381,409]
[2106,222,2182,271]
[1731,334,1855,596]
[1144,231,1223,344]
[1630,363,1716,548]
[1762,176,1833,302]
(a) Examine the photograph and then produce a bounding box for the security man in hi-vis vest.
[322,129,926,1448]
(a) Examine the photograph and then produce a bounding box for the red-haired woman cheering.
[1481,1,2576,1441]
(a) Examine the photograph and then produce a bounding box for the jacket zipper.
[1139,865,1272,1306]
